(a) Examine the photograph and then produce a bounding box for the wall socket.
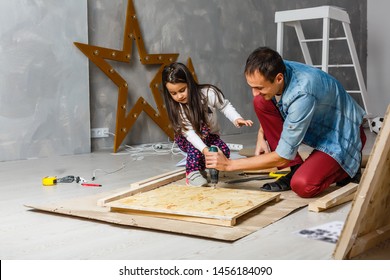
[227,143,243,151]
[91,128,109,138]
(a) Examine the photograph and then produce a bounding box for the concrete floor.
[1,130,388,260]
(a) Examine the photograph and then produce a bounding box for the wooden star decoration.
[74,0,197,152]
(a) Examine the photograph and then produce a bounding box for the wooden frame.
[99,168,280,227]
[97,168,186,206]
[334,105,390,259]
[108,185,280,227]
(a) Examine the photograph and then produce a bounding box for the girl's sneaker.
[186,170,208,186]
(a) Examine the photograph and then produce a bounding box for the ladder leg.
[322,17,330,72]
[342,22,370,120]
[276,22,284,56]
[291,21,313,65]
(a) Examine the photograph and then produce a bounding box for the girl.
[161,62,253,186]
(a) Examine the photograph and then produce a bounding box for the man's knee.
[290,174,318,198]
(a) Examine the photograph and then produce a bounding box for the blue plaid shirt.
[275,60,365,177]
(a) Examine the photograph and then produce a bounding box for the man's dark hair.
[244,47,286,82]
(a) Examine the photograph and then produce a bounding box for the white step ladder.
[275,6,372,129]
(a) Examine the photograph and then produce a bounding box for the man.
[205,47,366,198]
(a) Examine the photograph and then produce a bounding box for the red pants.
[253,96,366,198]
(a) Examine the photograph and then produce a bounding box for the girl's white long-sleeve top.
[180,87,242,153]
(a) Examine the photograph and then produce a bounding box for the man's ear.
[275,73,284,83]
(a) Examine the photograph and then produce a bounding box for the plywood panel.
[107,185,280,226]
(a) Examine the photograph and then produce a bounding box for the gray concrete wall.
[367,0,390,117]
[0,0,90,161]
[89,0,367,151]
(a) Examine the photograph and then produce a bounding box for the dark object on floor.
[226,171,289,184]
[260,164,301,192]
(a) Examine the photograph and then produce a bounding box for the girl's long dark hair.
[161,62,224,136]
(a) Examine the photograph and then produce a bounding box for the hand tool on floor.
[42,175,75,186]
[225,170,289,184]
[208,145,219,186]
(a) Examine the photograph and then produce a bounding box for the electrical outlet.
[91,128,109,138]
[227,143,243,151]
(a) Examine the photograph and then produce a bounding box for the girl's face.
[165,82,188,104]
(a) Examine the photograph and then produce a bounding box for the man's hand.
[205,148,230,171]
[255,127,270,155]
[234,118,254,128]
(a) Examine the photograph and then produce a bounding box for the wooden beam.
[349,224,390,257]
[97,168,185,206]
[308,183,358,212]
[334,104,390,259]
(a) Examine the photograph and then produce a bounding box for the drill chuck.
[208,146,219,185]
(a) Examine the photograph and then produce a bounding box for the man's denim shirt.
[275,60,365,177]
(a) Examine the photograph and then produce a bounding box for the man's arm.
[205,149,290,172]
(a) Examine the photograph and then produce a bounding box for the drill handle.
[209,145,218,153]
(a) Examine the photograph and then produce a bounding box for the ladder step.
[313,64,354,68]
[300,37,347,43]
[346,90,361,94]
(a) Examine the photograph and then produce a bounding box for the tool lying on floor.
[226,171,289,184]
[42,175,87,186]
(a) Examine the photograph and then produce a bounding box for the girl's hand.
[234,118,253,128]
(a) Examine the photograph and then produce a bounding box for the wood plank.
[308,192,356,212]
[349,224,390,257]
[111,208,235,227]
[308,183,358,212]
[130,168,186,187]
[97,168,185,206]
[107,184,280,226]
[334,104,390,259]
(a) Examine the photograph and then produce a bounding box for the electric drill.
[208,146,219,186]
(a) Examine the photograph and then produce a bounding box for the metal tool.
[208,146,219,186]
[225,171,289,184]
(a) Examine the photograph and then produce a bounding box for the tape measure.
[42,176,57,186]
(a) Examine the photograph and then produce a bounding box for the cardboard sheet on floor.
[26,172,339,241]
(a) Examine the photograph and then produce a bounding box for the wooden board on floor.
[334,105,390,259]
[308,183,358,212]
[107,184,280,226]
